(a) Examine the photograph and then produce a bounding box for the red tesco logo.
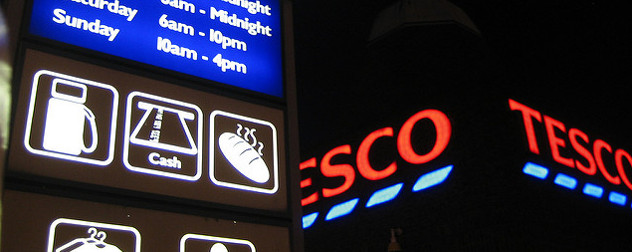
[510,99,632,191]
[300,109,451,206]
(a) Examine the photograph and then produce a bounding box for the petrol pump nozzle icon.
[43,78,98,156]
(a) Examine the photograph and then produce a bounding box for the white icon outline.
[24,70,119,166]
[123,91,203,181]
[129,101,198,155]
[210,110,279,194]
[47,218,141,252]
[179,233,256,252]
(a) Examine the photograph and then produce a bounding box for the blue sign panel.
[29,0,283,97]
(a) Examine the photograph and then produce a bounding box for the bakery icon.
[218,124,270,184]
[55,228,123,252]
[210,111,278,194]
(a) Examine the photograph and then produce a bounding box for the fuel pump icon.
[24,70,119,166]
[43,78,98,156]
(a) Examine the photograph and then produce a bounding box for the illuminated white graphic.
[55,227,123,252]
[24,70,118,165]
[43,78,98,155]
[218,124,269,183]
[47,218,140,252]
[124,92,202,181]
[210,243,228,252]
[180,233,255,252]
[210,111,278,194]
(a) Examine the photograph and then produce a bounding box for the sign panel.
[48,218,141,252]
[1,190,291,251]
[123,92,203,181]
[8,49,287,211]
[24,70,119,166]
[28,0,283,97]
[210,110,279,194]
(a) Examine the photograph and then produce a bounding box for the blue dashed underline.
[523,162,628,206]
[302,165,453,229]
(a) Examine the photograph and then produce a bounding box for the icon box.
[210,111,279,194]
[180,233,255,252]
[124,92,203,181]
[24,70,119,166]
[47,218,141,252]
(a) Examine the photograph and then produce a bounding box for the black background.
[293,0,632,250]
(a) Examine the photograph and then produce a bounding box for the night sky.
[293,0,632,250]
[294,0,632,152]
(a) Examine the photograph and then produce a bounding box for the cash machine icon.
[24,70,119,165]
[129,101,198,155]
[123,92,202,181]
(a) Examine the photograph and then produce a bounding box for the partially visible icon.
[55,227,122,252]
[24,70,119,165]
[124,92,202,181]
[210,111,278,194]
[210,243,228,252]
[47,218,140,252]
[180,233,255,252]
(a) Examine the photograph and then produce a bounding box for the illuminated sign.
[2,190,291,251]
[301,109,454,228]
[123,92,203,181]
[28,0,283,97]
[180,234,256,252]
[24,70,119,166]
[48,218,141,252]
[9,49,287,211]
[210,110,279,194]
[510,99,632,207]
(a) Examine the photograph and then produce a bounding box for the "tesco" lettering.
[510,99,632,191]
[300,109,452,206]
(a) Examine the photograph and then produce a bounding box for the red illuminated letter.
[357,127,397,180]
[615,149,632,191]
[321,145,356,198]
[544,116,574,168]
[569,128,596,175]
[300,158,319,206]
[397,109,451,164]
[509,99,543,154]
[593,139,621,185]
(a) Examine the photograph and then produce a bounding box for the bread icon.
[218,132,270,183]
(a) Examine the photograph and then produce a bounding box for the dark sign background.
[1,190,290,251]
